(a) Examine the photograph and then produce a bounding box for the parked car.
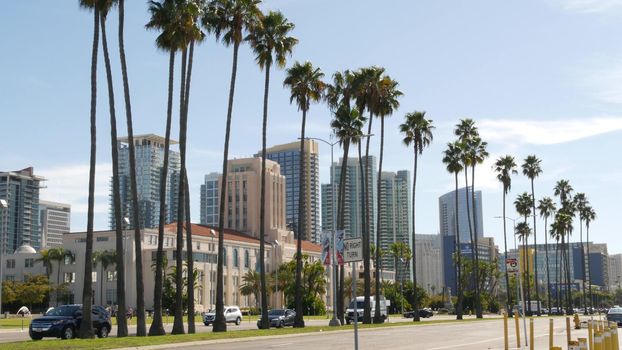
[203,306,243,326]
[257,309,296,328]
[607,307,622,327]
[403,308,433,318]
[29,304,111,340]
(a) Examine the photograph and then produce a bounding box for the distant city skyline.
[2,1,621,254]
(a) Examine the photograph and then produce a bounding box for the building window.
[92,271,97,283]
[5,275,15,281]
[107,271,117,282]
[25,258,34,268]
[244,250,249,268]
[106,289,117,305]
[223,248,227,267]
[64,272,76,283]
[64,254,75,265]
[6,259,15,269]
[233,249,239,268]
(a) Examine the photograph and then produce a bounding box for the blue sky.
[2,0,621,253]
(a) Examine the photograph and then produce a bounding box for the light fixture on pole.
[0,199,8,316]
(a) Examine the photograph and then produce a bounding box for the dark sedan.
[257,309,296,328]
[403,308,434,318]
[29,304,111,340]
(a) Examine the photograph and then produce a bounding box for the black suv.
[257,309,296,328]
[29,304,112,340]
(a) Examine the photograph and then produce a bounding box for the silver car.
[203,306,243,326]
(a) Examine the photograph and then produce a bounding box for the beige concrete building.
[59,223,324,312]
[609,253,622,290]
[414,234,443,295]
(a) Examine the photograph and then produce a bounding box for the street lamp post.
[0,199,8,316]
[301,136,340,327]
[123,217,130,307]
[271,240,280,308]
[399,257,405,316]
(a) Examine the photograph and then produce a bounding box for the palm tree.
[521,155,542,315]
[493,155,518,310]
[284,61,325,327]
[373,75,402,323]
[553,180,574,312]
[117,0,146,336]
[201,0,262,332]
[240,270,271,312]
[145,0,188,336]
[399,111,433,322]
[466,135,488,319]
[172,1,203,335]
[454,119,478,245]
[514,192,533,313]
[389,242,412,309]
[573,192,589,314]
[581,206,596,310]
[351,66,384,324]
[442,141,464,319]
[549,219,563,311]
[515,221,532,310]
[247,10,297,329]
[94,250,117,306]
[537,197,556,313]
[78,0,102,339]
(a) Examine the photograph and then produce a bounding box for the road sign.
[343,238,363,262]
[506,258,519,273]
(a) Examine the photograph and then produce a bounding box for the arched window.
[233,248,239,268]
[244,250,250,268]
[223,247,227,267]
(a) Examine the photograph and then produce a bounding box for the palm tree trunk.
[362,114,373,324]
[337,139,350,324]
[258,63,271,330]
[556,239,561,312]
[530,180,540,315]
[470,165,482,318]
[149,50,175,337]
[523,216,531,315]
[215,41,240,332]
[101,263,104,306]
[454,173,463,320]
[57,259,62,306]
[544,217,552,313]
[101,15,126,339]
[293,106,307,328]
[184,41,196,334]
[373,116,385,324]
[172,47,188,335]
[580,219,587,315]
[82,4,98,339]
[587,224,593,311]
[118,0,145,335]
[357,142,367,322]
[184,173,195,333]
[565,233,572,313]
[411,147,420,322]
[502,192,511,311]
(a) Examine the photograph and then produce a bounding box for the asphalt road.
[0,315,612,349]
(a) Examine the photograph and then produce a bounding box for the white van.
[345,296,388,324]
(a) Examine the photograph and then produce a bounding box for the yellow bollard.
[612,325,620,350]
[550,318,555,350]
[530,318,534,350]
[604,329,611,350]
[589,320,594,350]
[552,347,562,350]
[567,316,572,345]
[503,310,509,350]
[594,331,603,350]
[515,308,521,348]
[578,337,588,350]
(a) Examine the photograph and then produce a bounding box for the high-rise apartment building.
[320,156,377,244]
[0,167,45,252]
[111,134,180,229]
[260,140,320,243]
[199,157,290,243]
[438,187,483,244]
[378,170,411,281]
[609,254,622,290]
[39,200,71,248]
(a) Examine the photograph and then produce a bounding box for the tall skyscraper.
[378,170,412,280]
[260,140,320,243]
[609,254,622,290]
[320,156,377,244]
[438,187,483,244]
[0,167,45,252]
[199,157,290,243]
[112,134,180,229]
[39,200,71,248]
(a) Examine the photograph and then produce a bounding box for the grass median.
[0,317,499,350]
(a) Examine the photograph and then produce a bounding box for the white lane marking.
[270,343,293,348]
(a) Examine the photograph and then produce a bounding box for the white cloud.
[39,163,112,215]
[554,0,622,13]
[479,117,622,145]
